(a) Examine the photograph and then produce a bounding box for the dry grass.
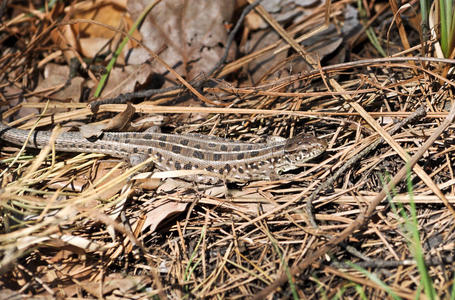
[1,1,455,299]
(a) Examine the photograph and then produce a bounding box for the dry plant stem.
[253,102,455,300]
[387,1,411,53]
[306,106,426,228]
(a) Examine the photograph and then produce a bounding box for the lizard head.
[285,134,326,154]
[275,134,326,173]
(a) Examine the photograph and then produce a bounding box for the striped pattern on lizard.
[0,122,326,183]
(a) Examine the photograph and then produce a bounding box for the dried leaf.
[143,200,188,233]
[53,0,141,59]
[127,0,235,81]
[80,103,135,138]
[103,102,135,131]
[80,123,106,138]
[99,64,155,98]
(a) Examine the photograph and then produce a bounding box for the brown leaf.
[103,102,135,131]
[127,0,235,82]
[99,64,156,98]
[104,274,152,294]
[80,103,135,138]
[142,199,188,233]
[30,63,84,104]
[80,123,106,138]
[52,0,141,59]
[128,114,166,131]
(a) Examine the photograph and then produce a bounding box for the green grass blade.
[264,228,298,299]
[357,0,386,57]
[93,0,162,97]
[450,271,455,300]
[184,225,206,283]
[354,284,368,300]
[405,166,437,300]
[348,262,402,300]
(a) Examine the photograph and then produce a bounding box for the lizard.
[0,121,326,183]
